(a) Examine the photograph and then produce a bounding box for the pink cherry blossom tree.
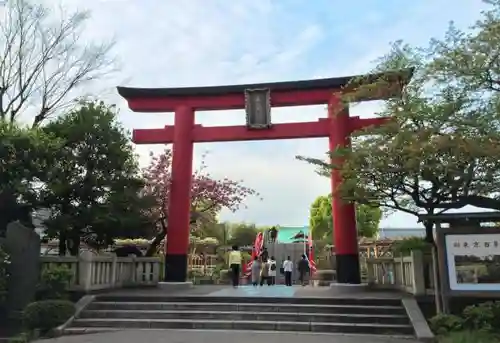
[142,148,258,255]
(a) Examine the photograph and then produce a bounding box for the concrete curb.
[60,328,121,336]
[402,298,435,342]
[53,295,96,337]
[329,283,371,294]
[157,282,193,291]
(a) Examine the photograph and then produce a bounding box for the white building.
[377,227,425,239]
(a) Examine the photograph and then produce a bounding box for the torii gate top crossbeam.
[117,69,413,112]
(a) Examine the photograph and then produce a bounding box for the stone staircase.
[68,294,416,336]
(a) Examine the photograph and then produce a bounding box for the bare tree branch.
[0,0,117,126]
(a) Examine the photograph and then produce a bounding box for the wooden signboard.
[436,226,500,299]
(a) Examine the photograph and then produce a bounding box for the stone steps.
[94,295,401,306]
[70,295,415,336]
[87,301,406,315]
[80,309,409,325]
[71,318,414,335]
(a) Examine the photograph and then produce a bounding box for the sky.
[17,0,488,228]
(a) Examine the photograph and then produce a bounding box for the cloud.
[45,0,487,227]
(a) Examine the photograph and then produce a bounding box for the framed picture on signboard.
[445,233,500,292]
[436,225,500,297]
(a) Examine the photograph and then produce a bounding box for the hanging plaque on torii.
[245,88,271,129]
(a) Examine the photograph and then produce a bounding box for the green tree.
[430,0,500,99]
[227,223,259,247]
[40,101,153,255]
[309,195,381,242]
[0,121,61,234]
[299,1,500,241]
[198,222,231,245]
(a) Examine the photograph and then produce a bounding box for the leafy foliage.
[227,223,260,247]
[462,302,500,332]
[299,2,500,241]
[23,300,75,333]
[37,266,73,300]
[197,222,232,245]
[391,237,431,255]
[438,330,500,343]
[429,314,464,335]
[0,121,62,233]
[430,301,500,338]
[0,244,9,306]
[309,194,381,242]
[40,101,154,255]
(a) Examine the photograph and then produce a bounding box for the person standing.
[251,256,261,286]
[269,227,278,243]
[260,247,269,262]
[297,254,310,286]
[228,245,242,287]
[268,256,277,286]
[260,259,270,286]
[282,256,293,286]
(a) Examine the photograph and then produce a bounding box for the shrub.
[37,266,73,300]
[23,300,75,333]
[211,264,224,280]
[462,301,500,332]
[7,332,31,343]
[0,245,10,313]
[314,270,335,281]
[219,269,230,283]
[438,330,499,343]
[0,245,10,292]
[316,257,332,270]
[429,313,464,335]
[187,269,204,280]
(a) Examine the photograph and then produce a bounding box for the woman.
[228,245,242,287]
[251,256,261,286]
[260,258,269,286]
[268,256,277,285]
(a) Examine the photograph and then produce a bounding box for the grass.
[439,331,500,343]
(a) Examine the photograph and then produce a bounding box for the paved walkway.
[37,329,421,343]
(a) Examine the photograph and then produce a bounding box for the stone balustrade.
[40,250,161,292]
[364,250,434,295]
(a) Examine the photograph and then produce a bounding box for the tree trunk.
[145,230,165,257]
[423,221,434,289]
[424,221,434,243]
[58,233,67,256]
[145,218,167,257]
[68,232,80,256]
[144,214,201,257]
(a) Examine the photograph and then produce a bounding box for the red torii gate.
[117,69,413,284]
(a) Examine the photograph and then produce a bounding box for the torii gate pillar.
[328,101,360,283]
